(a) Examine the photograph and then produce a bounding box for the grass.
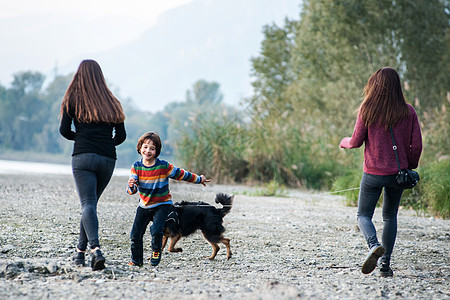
[243,180,288,197]
[331,169,362,206]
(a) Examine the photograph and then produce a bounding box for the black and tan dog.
[162,193,234,260]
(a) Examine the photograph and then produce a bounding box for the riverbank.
[0,159,130,176]
[0,173,449,299]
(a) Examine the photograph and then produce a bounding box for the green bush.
[333,159,449,219]
[400,184,426,216]
[253,180,287,197]
[302,157,346,190]
[331,168,362,206]
[421,158,450,219]
[176,109,249,184]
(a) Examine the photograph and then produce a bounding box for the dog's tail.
[215,193,234,217]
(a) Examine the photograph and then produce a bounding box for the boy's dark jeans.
[130,204,171,265]
[357,172,404,265]
[72,153,116,251]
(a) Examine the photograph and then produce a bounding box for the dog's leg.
[162,235,168,251]
[207,241,220,260]
[168,234,183,252]
[221,237,232,259]
[202,233,220,260]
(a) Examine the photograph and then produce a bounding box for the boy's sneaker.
[72,250,85,266]
[91,249,106,271]
[128,261,143,267]
[380,264,394,277]
[361,245,385,274]
[150,251,162,266]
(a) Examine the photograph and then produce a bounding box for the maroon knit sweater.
[340,104,422,175]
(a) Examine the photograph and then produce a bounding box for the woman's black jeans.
[72,153,115,251]
[130,204,171,265]
[357,172,404,265]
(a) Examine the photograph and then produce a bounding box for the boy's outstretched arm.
[167,164,211,186]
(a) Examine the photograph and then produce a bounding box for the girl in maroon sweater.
[340,67,422,277]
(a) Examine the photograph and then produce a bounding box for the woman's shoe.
[361,245,385,274]
[380,264,394,277]
[91,249,106,271]
[72,249,86,266]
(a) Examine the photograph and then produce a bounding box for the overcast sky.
[1,0,302,111]
[0,0,192,22]
[0,0,193,85]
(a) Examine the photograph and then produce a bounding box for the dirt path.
[0,174,449,299]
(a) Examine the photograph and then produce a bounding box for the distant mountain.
[63,0,302,112]
[0,13,146,86]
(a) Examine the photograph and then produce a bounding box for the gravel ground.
[0,173,449,299]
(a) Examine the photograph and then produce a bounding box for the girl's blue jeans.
[357,172,404,265]
[130,204,171,265]
[72,153,116,251]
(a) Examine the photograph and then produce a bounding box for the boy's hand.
[199,175,211,187]
[128,178,137,188]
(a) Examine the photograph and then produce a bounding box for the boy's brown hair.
[136,132,162,157]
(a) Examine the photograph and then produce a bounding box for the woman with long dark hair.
[340,67,422,277]
[60,59,126,271]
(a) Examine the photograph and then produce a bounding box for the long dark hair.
[358,67,410,129]
[60,59,125,123]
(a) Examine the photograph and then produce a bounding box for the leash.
[170,187,360,205]
[171,176,359,203]
[173,184,360,201]
[319,187,360,195]
[173,204,233,207]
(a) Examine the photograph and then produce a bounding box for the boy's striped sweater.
[127,158,202,208]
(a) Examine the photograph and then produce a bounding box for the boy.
[127,132,211,266]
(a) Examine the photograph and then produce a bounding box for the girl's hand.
[199,175,212,187]
[340,137,351,148]
[128,178,137,188]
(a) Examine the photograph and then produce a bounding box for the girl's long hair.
[60,59,125,123]
[358,67,410,129]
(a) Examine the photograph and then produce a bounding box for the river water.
[0,159,130,176]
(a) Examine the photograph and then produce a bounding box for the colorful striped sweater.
[127,158,202,208]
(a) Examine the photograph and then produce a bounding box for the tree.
[36,73,73,153]
[241,0,449,188]
[11,71,45,96]
[0,84,7,145]
[245,18,303,185]
[0,71,46,150]
[250,18,299,115]
[185,80,223,105]
[395,0,449,110]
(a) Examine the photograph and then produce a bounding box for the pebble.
[0,174,449,299]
